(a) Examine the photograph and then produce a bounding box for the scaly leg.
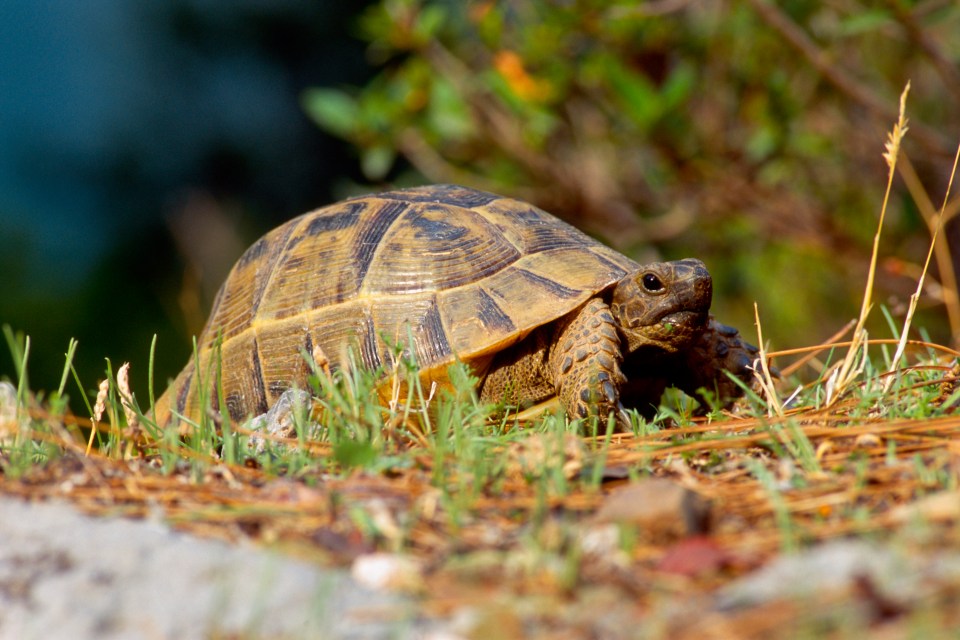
[547,298,626,426]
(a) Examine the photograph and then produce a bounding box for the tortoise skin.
[153,184,756,428]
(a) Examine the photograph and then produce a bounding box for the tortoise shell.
[154,184,642,427]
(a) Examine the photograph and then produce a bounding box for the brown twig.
[885,0,960,105]
[744,0,952,157]
[896,154,960,341]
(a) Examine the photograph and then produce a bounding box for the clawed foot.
[677,318,769,410]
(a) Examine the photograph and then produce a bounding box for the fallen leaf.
[656,536,733,576]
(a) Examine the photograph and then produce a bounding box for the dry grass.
[3,349,960,637]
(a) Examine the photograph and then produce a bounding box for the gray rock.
[0,497,423,639]
[716,539,960,611]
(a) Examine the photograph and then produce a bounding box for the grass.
[3,92,960,637]
[4,311,960,637]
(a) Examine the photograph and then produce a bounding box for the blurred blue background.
[0,1,373,404]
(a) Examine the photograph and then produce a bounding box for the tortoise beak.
[666,258,712,316]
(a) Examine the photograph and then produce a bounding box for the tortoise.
[153,184,758,430]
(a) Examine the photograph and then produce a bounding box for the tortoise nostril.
[642,273,664,292]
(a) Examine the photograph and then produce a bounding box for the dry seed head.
[882,81,911,171]
[815,439,835,461]
[882,123,909,170]
[751,303,783,417]
[854,433,882,449]
[93,379,110,423]
[117,362,139,431]
[0,381,17,439]
[88,377,112,455]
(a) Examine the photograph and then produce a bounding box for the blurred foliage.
[303,0,960,349]
[0,1,376,401]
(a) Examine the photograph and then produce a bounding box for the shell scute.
[253,317,312,403]
[409,206,470,241]
[263,239,352,318]
[363,203,521,295]
[304,302,381,374]
[438,286,518,355]
[235,235,270,269]
[303,200,365,235]
[351,199,411,283]
[204,222,296,346]
[384,183,500,208]
[481,202,590,254]
[205,330,269,423]
[370,295,453,369]
[514,247,632,293]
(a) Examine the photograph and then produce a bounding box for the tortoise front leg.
[672,317,760,409]
[548,298,627,427]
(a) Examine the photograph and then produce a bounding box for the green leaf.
[414,4,447,42]
[333,439,378,469]
[599,55,663,131]
[301,88,358,139]
[837,10,892,36]
[427,78,473,139]
[660,62,696,110]
[361,145,396,181]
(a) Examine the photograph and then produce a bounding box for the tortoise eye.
[641,273,664,292]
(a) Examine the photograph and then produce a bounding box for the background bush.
[305,0,960,351]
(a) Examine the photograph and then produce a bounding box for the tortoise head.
[610,258,712,354]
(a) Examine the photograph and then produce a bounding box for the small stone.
[506,433,585,481]
[247,388,313,453]
[351,553,424,592]
[890,490,960,525]
[593,478,711,540]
